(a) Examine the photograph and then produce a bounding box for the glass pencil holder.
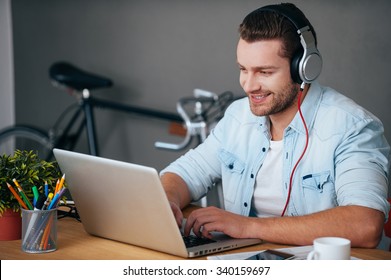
[21,208,57,253]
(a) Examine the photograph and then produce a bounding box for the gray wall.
[0,0,14,130]
[8,0,391,172]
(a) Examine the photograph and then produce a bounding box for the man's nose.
[242,74,261,93]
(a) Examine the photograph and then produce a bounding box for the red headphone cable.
[280,86,309,217]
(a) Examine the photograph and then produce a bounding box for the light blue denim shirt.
[161,82,390,219]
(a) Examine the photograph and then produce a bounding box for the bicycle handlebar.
[155,90,234,151]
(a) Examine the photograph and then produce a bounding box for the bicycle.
[0,61,234,163]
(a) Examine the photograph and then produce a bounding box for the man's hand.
[184,206,254,239]
[169,201,184,228]
[182,205,385,248]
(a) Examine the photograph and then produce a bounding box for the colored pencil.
[13,178,33,210]
[6,182,28,210]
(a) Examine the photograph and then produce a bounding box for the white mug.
[307,237,351,260]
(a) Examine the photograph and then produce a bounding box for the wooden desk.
[1,214,390,260]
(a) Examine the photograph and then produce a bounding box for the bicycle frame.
[68,89,182,156]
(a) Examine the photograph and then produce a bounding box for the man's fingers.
[184,207,217,237]
[169,201,183,228]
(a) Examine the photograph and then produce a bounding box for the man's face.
[237,38,299,117]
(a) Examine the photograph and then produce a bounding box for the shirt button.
[250,174,254,179]
[244,202,248,207]
[262,147,266,152]
[228,163,234,169]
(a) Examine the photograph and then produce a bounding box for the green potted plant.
[0,150,63,240]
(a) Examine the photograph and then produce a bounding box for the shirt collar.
[254,81,322,136]
[288,81,322,135]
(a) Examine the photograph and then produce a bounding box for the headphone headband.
[258,4,311,33]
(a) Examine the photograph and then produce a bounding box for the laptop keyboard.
[182,235,216,248]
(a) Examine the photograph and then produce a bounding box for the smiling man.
[160,3,390,248]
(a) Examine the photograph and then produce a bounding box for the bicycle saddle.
[49,62,113,91]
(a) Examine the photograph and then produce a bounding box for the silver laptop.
[53,148,262,258]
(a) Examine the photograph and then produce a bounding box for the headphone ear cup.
[290,49,303,84]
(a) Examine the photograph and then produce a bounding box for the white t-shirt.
[251,140,286,217]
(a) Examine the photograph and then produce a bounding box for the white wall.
[0,0,14,129]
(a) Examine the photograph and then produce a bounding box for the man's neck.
[269,84,309,141]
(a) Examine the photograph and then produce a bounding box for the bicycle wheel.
[0,126,54,160]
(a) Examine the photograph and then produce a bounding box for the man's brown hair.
[239,3,317,61]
